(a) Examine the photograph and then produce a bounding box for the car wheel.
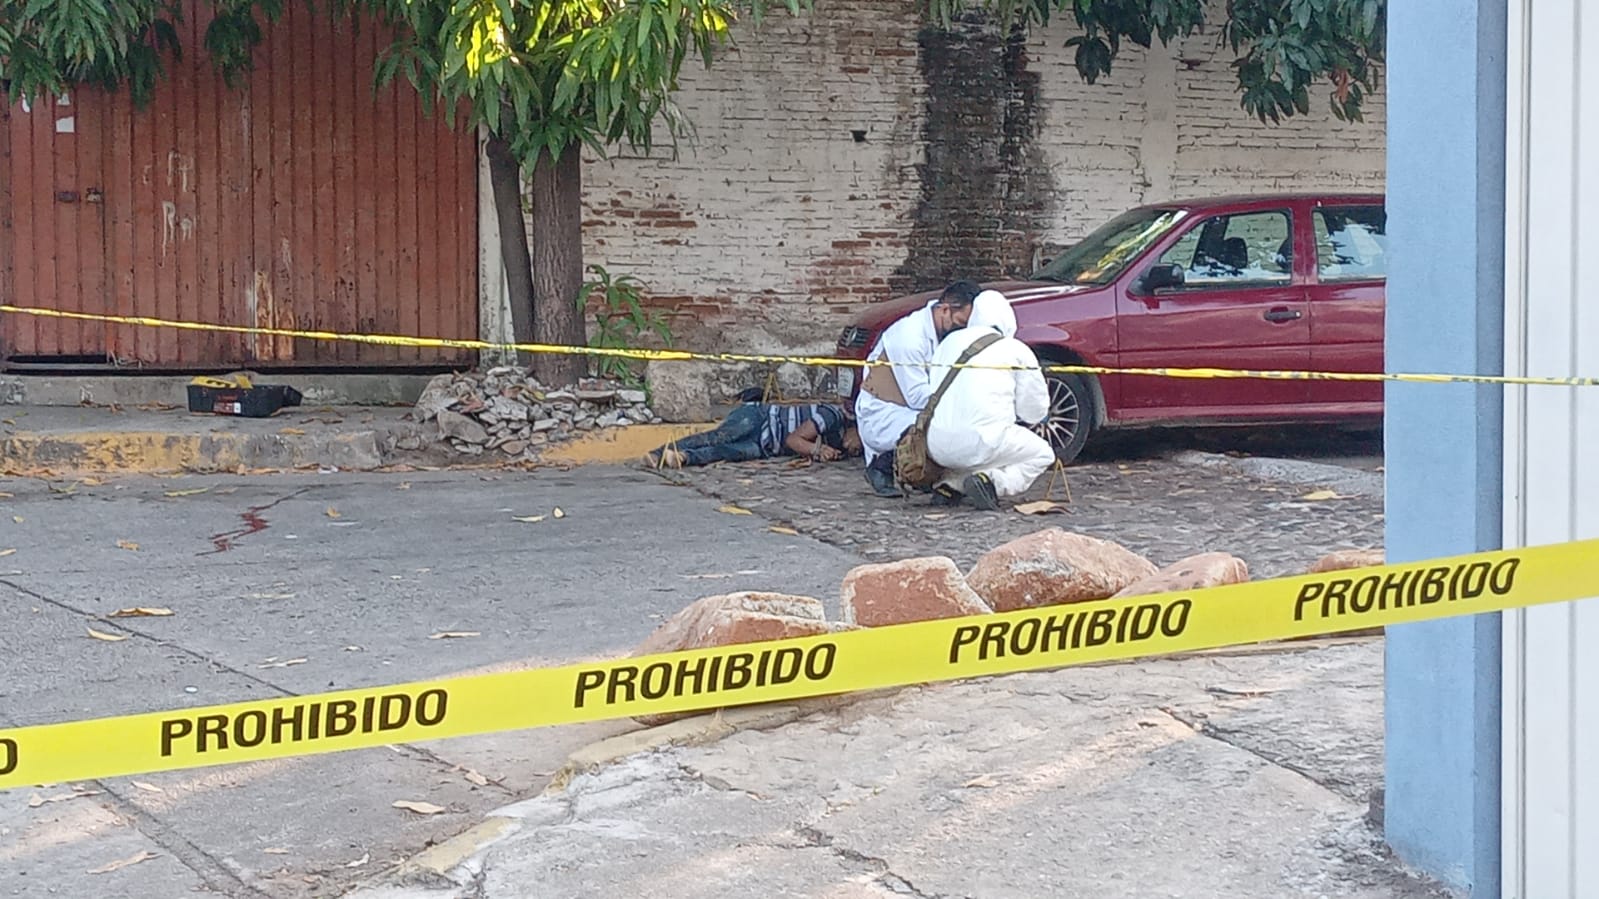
[1037,372,1094,464]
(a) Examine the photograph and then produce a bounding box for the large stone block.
[841,557,992,628]
[966,528,1157,613]
[1113,552,1250,598]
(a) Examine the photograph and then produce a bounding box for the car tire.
[1037,371,1095,465]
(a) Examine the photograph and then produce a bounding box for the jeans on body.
[660,404,768,466]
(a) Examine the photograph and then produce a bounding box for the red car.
[833,193,1387,463]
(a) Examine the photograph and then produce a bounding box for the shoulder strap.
[917,332,1003,426]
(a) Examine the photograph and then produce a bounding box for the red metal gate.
[0,3,479,369]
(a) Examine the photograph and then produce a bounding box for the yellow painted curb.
[2,432,224,473]
[538,422,715,466]
[392,815,521,880]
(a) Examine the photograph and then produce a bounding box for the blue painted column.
[1382,0,1507,894]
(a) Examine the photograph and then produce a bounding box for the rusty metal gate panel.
[0,2,479,369]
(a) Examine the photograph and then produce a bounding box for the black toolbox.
[186,382,304,417]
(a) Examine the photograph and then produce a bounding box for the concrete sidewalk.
[347,639,1453,899]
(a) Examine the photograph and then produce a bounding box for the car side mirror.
[1140,263,1185,293]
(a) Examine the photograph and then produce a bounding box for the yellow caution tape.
[6,303,1599,387]
[1,538,1595,788]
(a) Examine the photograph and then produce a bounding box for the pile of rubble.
[413,367,661,458]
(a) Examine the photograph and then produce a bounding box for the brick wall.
[553,2,1387,358]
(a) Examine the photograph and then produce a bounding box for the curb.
[0,421,717,475]
[365,693,878,891]
[538,422,714,466]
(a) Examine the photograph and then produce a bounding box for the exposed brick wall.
[551,2,1387,357]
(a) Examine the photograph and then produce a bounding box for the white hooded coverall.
[854,299,940,465]
[925,291,1055,497]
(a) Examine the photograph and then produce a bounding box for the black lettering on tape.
[158,690,450,758]
[805,644,836,680]
[641,662,672,700]
[771,647,803,685]
[948,603,1186,665]
[1160,600,1191,637]
[949,626,980,664]
[327,700,358,738]
[197,714,229,752]
[416,690,448,726]
[0,738,17,776]
[725,653,753,690]
[1460,561,1491,598]
[608,666,639,704]
[379,694,411,731]
[160,719,193,757]
[1294,582,1325,622]
[233,710,267,748]
[572,644,841,709]
[1492,558,1521,594]
[574,671,606,708]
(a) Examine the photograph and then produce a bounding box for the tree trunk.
[485,131,535,363]
[528,142,588,387]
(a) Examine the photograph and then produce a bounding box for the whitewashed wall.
[1500,0,1599,894]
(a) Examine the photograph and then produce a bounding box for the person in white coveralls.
[924,289,1055,510]
[853,280,979,497]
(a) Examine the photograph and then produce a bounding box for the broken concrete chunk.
[1306,549,1385,574]
[437,410,490,445]
[1113,552,1250,598]
[841,557,991,628]
[966,528,1157,613]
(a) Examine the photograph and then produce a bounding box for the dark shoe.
[930,484,962,507]
[962,473,1000,511]
[865,466,904,498]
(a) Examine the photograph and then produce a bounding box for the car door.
[1117,207,1312,418]
[1305,202,1386,411]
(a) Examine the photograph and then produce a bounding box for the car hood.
[847,280,1098,331]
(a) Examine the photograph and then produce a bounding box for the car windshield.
[1031,207,1188,285]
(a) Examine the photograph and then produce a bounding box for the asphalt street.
[0,467,862,898]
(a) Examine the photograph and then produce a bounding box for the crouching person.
[925,290,1056,510]
[644,401,862,468]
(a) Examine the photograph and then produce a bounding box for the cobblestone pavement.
[644,436,1384,579]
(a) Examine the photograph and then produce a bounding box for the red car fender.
[1013,324,1110,429]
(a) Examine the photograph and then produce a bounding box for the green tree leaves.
[926,0,1383,123]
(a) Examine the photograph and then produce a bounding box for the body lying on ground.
[644,401,862,469]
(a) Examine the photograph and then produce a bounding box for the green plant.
[576,263,672,386]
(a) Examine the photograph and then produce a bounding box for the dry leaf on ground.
[88,851,158,874]
[1300,489,1344,501]
[29,788,102,807]
[767,526,800,535]
[397,482,412,490]
[12,516,23,524]
[116,540,140,551]
[279,427,307,435]
[86,628,127,642]
[392,800,446,816]
[962,773,1004,789]
[110,607,173,618]
[552,507,566,518]
[1014,500,1066,516]
[717,504,753,516]
[345,853,370,868]
[163,487,210,497]
[511,515,545,523]
[0,492,12,498]
[263,848,289,855]
[325,507,341,518]
[0,548,14,557]
[429,631,480,640]
[256,658,308,669]
[131,781,164,794]
[463,769,490,787]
